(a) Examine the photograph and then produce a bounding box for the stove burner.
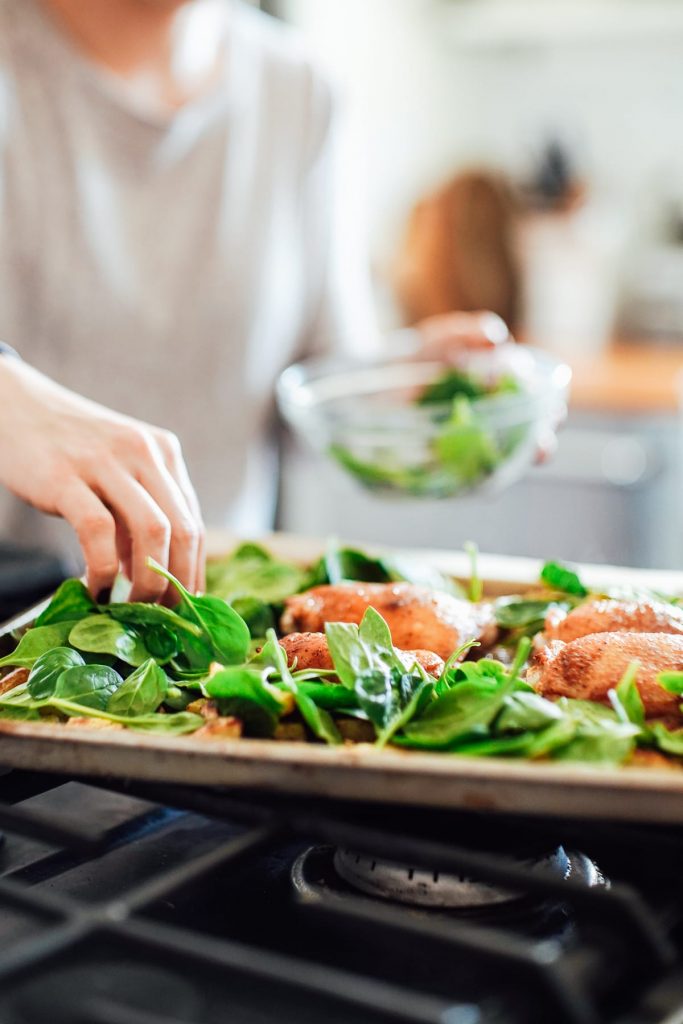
[292,845,606,915]
[333,844,604,908]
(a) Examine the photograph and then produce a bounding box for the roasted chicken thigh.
[528,631,683,718]
[545,598,683,643]
[279,631,445,678]
[281,582,496,661]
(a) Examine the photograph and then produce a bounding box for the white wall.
[282,0,683,307]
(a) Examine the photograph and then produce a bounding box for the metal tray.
[2,532,683,825]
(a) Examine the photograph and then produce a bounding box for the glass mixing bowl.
[276,345,571,499]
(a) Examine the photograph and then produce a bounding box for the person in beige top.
[0,0,508,601]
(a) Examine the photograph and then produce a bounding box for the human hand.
[0,358,204,602]
[415,310,511,360]
[415,310,559,463]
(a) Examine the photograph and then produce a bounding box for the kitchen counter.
[559,340,683,415]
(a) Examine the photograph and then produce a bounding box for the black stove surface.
[0,771,682,1024]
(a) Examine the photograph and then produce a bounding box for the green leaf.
[205,542,308,604]
[416,367,487,405]
[657,670,683,696]
[68,616,149,667]
[495,691,565,733]
[450,718,576,758]
[0,622,80,669]
[118,711,203,734]
[148,559,250,666]
[398,643,530,750]
[106,601,203,638]
[289,681,360,711]
[35,580,97,627]
[294,688,342,745]
[322,544,391,586]
[140,624,180,664]
[375,676,433,749]
[108,659,168,717]
[495,598,568,631]
[651,722,683,756]
[28,647,85,700]
[54,664,124,710]
[325,608,404,692]
[0,704,41,722]
[205,665,284,737]
[540,561,588,597]
[398,678,505,749]
[611,663,646,728]
[550,699,638,764]
[256,631,342,745]
[230,597,276,639]
[433,399,499,484]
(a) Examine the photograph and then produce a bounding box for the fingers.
[94,467,172,603]
[55,480,120,599]
[153,430,206,592]
[135,448,201,599]
[417,310,512,361]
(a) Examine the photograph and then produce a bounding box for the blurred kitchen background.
[267,0,683,570]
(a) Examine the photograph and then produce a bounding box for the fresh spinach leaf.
[68,616,149,667]
[54,664,124,710]
[230,597,276,639]
[290,681,360,711]
[28,647,85,700]
[140,624,180,663]
[540,561,588,597]
[433,398,499,485]
[550,699,638,764]
[610,663,646,728]
[205,665,284,737]
[416,367,487,405]
[108,659,168,717]
[657,670,683,696]
[148,559,250,666]
[398,640,531,750]
[651,723,683,756]
[106,601,203,637]
[325,608,404,692]
[35,580,97,627]
[495,691,565,733]
[206,542,308,604]
[495,598,569,632]
[321,544,391,586]
[258,631,342,744]
[0,622,79,669]
[0,704,41,722]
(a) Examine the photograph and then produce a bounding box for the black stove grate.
[0,775,680,1024]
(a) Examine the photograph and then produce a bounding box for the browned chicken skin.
[279,631,445,678]
[281,583,496,661]
[528,632,683,718]
[545,598,683,643]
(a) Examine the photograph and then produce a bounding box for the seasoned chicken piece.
[281,583,496,661]
[194,716,242,740]
[0,667,28,695]
[545,598,683,643]
[279,631,445,678]
[528,632,683,718]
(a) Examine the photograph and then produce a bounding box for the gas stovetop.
[0,771,682,1024]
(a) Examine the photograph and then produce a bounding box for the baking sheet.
[2,532,683,824]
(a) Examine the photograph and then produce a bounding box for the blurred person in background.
[0,0,509,601]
